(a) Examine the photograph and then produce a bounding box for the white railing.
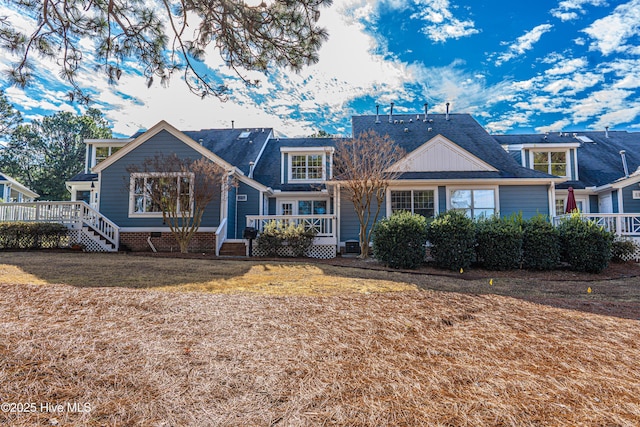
[0,201,119,251]
[215,217,227,256]
[553,213,640,236]
[246,214,336,237]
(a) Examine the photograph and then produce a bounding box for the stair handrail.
[215,217,227,256]
[78,202,120,250]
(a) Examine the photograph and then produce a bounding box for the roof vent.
[231,120,234,129]
[445,102,450,120]
[428,127,433,132]
[404,127,409,132]
[409,118,413,123]
[389,102,394,123]
[605,126,610,138]
[424,102,429,121]
[620,150,629,177]
[399,119,404,124]
[394,120,399,124]
[375,104,380,124]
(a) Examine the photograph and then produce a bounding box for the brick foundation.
[119,232,216,252]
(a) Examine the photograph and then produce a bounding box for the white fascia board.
[520,143,581,149]
[280,146,335,153]
[85,138,133,146]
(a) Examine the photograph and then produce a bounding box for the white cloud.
[582,0,640,56]
[545,57,588,75]
[551,0,609,21]
[495,24,553,66]
[535,118,572,133]
[409,0,479,42]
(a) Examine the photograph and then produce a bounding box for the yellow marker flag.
[489,279,493,286]
[460,268,464,274]
[587,287,592,294]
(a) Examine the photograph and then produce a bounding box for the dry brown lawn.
[1,251,639,426]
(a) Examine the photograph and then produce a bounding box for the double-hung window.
[129,173,193,217]
[290,154,324,181]
[450,189,496,219]
[533,151,567,176]
[390,190,435,218]
[95,146,121,165]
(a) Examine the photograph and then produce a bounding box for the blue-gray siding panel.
[232,182,261,239]
[99,130,222,228]
[621,185,640,213]
[227,186,237,238]
[268,197,276,215]
[612,190,619,213]
[499,185,549,219]
[589,195,599,213]
[339,189,386,242]
[570,148,577,180]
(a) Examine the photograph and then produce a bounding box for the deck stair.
[218,241,247,256]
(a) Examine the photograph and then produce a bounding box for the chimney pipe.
[375,104,380,123]
[389,102,394,123]
[231,120,235,129]
[620,150,629,177]
[424,103,428,121]
[605,126,609,138]
[445,102,450,121]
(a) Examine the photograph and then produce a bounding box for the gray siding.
[612,190,619,213]
[499,185,549,219]
[622,184,640,213]
[268,197,276,215]
[232,182,261,239]
[99,130,222,228]
[339,188,386,242]
[569,148,577,180]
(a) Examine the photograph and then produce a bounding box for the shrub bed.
[0,222,68,249]
[255,221,317,257]
[556,214,614,273]
[522,215,560,271]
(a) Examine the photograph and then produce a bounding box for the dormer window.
[532,151,567,176]
[281,147,334,183]
[291,154,323,180]
[95,146,121,165]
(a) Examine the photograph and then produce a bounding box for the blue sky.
[1,0,639,138]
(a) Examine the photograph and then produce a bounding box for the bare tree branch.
[333,130,405,258]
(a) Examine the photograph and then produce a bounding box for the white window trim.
[555,195,589,215]
[386,187,438,218]
[288,152,326,183]
[446,185,500,218]
[528,149,571,178]
[278,197,331,215]
[128,172,194,218]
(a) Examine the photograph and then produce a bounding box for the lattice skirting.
[252,244,337,259]
[67,229,113,252]
[617,237,640,262]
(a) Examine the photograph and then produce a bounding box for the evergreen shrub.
[556,214,614,273]
[372,211,429,269]
[0,222,68,249]
[255,220,316,257]
[427,210,476,271]
[522,215,560,270]
[475,215,523,270]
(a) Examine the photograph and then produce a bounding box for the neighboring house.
[53,105,640,255]
[0,172,38,202]
[496,130,640,216]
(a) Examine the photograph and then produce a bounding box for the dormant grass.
[1,252,639,426]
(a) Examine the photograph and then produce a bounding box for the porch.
[552,213,640,239]
[0,201,119,252]
[245,214,338,259]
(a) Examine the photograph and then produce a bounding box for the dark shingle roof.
[252,137,339,189]
[183,128,273,175]
[67,173,98,182]
[352,114,554,180]
[495,131,640,188]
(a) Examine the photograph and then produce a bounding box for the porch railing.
[0,201,119,251]
[553,213,640,236]
[246,214,337,239]
[215,217,227,256]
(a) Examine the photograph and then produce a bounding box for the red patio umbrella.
[565,186,578,213]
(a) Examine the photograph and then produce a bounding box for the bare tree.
[127,154,232,253]
[0,0,331,103]
[333,130,405,258]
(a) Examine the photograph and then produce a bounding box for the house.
[12,103,630,256]
[0,172,38,202]
[496,130,640,215]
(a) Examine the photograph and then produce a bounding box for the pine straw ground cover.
[0,252,639,426]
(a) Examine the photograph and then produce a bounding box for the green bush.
[610,238,638,262]
[0,222,68,249]
[372,211,429,269]
[255,220,316,257]
[475,216,523,270]
[427,210,476,271]
[556,214,614,273]
[522,215,560,271]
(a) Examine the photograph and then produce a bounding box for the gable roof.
[352,113,557,180]
[0,172,39,198]
[496,130,640,189]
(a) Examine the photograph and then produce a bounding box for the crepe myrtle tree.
[127,154,233,253]
[333,130,405,258]
[0,0,332,103]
